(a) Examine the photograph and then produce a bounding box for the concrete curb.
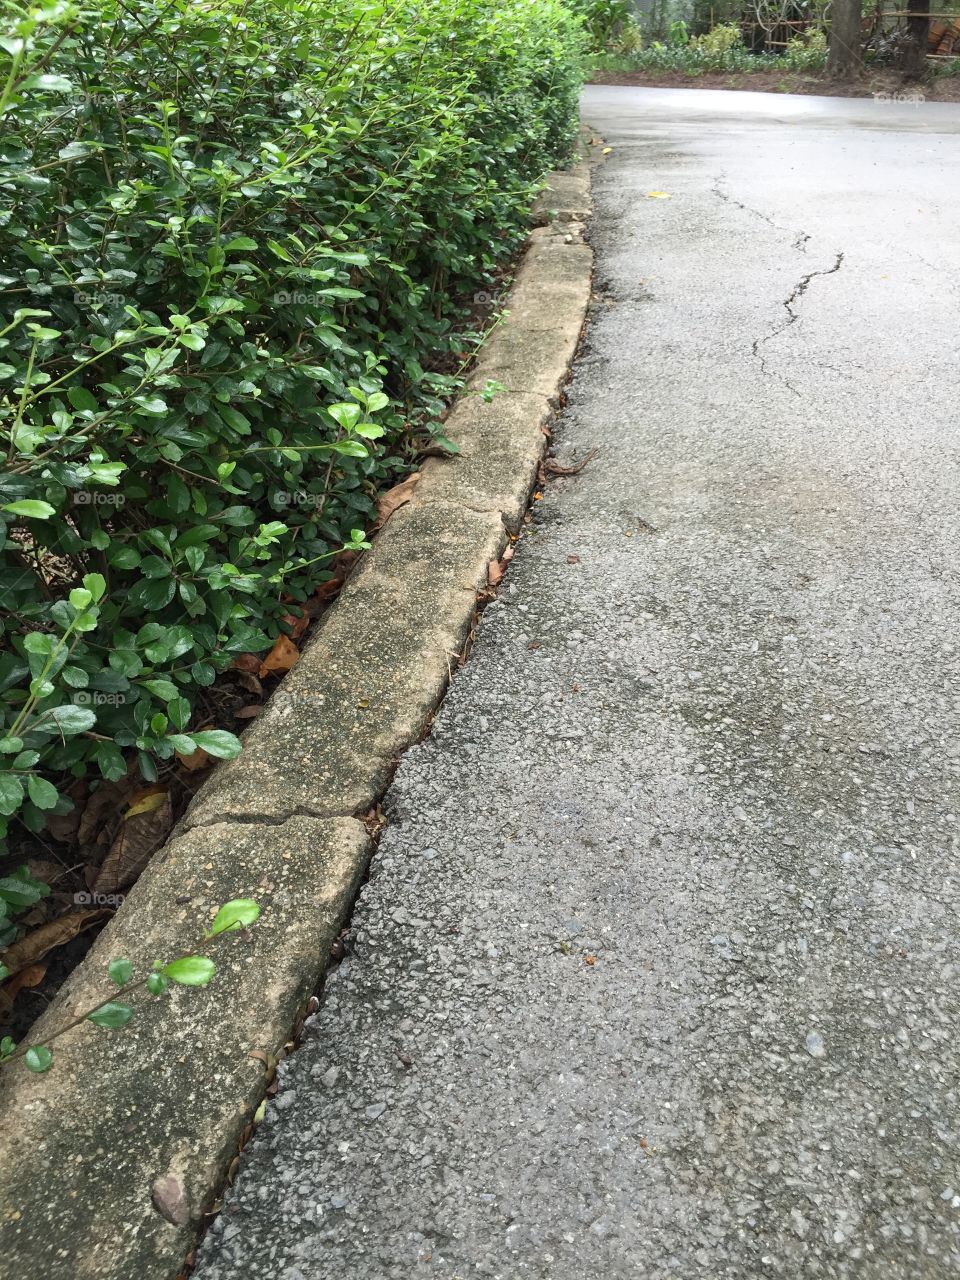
[0,157,592,1279]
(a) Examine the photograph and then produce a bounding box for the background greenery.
[0,0,584,870]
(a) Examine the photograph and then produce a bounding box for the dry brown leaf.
[314,546,361,602]
[1,910,108,977]
[487,559,504,588]
[2,962,47,1004]
[314,578,343,602]
[375,472,420,529]
[93,790,172,895]
[233,705,262,721]
[281,608,309,640]
[567,554,581,564]
[258,633,300,679]
[0,961,48,1016]
[230,652,261,674]
[77,774,136,849]
[234,670,263,696]
[176,746,213,771]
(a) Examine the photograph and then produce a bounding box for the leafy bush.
[782,27,827,71]
[567,0,641,52]
[690,22,743,63]
[0,0,584,850]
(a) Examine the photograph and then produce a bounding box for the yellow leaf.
[124,788,169,820]
[602,147,613,154]
[647,191,672,199]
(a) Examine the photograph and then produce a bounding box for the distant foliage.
[589,15,828,72]
[568,0,644,51]
[0,0,584,848]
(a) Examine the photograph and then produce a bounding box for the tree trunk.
[898,0,930,77]
[827,0,863,78]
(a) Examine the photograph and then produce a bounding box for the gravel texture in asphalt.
[196,89,960,1278]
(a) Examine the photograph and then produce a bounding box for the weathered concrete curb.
[0,157,592,1280]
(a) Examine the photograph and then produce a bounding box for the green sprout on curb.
[0,899,260,1073]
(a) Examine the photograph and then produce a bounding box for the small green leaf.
[208,899,260,937]
[190,730,242,760]
[0,776,25,816]
[141,679,179,702]
[2,500,55,520]
[83,573,107,602]
[163,956,216,986]
[25,1046,53,1073]
[88,1002,134,1029]
[41,705,96,737]
[108,958,133,987]
[146,973,167,996]
[26,775,58,811]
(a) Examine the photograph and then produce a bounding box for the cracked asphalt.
[195,90,960,1278]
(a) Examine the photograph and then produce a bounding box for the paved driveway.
[196,88,960,1278]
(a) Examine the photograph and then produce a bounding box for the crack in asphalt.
[712,175,809,250]
[751,251,845,394]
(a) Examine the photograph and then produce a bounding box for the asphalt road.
[196,89,960,1279]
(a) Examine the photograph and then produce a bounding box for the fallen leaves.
[93,788,172,894]
[281,608,310,641]
[230,652,261,675]
[647,191,672,199]
[1,909,108,978]
[258,633,300,679]
[487,543,515,588]
[375,472,420,529]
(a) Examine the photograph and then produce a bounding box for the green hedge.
[0,0,584,863]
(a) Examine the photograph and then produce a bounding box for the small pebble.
[805,1031,826,1059]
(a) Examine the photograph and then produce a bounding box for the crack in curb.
[751,252,845,395]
